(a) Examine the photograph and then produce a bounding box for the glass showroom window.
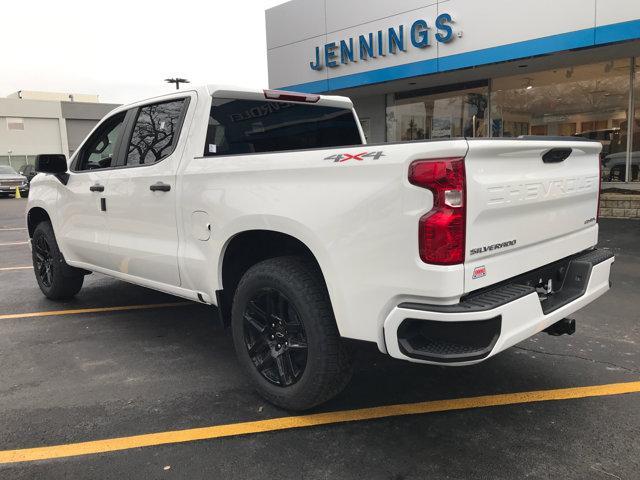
[386,83,488,142]
[491,59,631,182]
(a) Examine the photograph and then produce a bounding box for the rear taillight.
[597,157,602,222]
[409,157,466,265]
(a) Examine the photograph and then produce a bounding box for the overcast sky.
[1,0,287,104]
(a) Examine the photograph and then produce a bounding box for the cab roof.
[107,84,353,118]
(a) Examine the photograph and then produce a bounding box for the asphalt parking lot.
[0,197,638,479]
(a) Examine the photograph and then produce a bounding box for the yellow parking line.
[0,266,32,271]
[0,381,638,464]
[0,241,28,246]
[0,302,192,321]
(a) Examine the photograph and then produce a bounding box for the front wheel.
[32,221,84,300]
[231,256,352,411]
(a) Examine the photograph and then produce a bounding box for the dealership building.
[0,91,118,171]
[266,0,640,186]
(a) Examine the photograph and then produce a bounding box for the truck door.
[104,95,192,287]
[57,111,127,268]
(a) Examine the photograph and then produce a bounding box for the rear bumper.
[383,249,614,365]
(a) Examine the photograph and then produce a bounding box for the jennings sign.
[310,13,455,71]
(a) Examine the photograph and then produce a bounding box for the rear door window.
[204,98,362,156]
[125,99,187,166]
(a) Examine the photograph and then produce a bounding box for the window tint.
[126,99,186,165]
[76,112,126,171]
[204,98,362,156]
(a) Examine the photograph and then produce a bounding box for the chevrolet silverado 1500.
[26,86,614,409]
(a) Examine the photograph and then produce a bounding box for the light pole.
[164,78,190,90]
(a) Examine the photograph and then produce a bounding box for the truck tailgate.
[464,139,601,293]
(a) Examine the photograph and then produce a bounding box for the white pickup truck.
[27,86,614,410]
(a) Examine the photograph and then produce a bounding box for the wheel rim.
[33,235,53,288]
[242,288,308,387]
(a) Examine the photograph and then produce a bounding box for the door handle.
[150,182,171,192]
[89,184,105,192]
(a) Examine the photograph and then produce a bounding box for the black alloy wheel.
[231,256,353,410]
[31,221,85,300]
[33,234,54,288]
[242,288,308,387]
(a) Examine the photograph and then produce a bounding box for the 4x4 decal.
[324,151,385,162]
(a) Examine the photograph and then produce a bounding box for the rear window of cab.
[203,98,362,156]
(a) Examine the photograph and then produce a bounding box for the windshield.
[0,166,18,175]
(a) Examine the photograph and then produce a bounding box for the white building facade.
[266,0,640,183]
[0,93,118,170]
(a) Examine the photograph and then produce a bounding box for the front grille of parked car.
[0,180,22,187]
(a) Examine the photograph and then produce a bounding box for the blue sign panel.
[310,13,455,71]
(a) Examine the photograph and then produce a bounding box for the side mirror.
[35,154,68,174]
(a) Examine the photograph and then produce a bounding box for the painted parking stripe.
[0,227,27,231]
[0,241,28,246]
[0,302,192,321]
[0,266,32,271]
[0,381,638,464]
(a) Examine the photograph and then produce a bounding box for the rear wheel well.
[27,207,51,238]
[219,230,325,325]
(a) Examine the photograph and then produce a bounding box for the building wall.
[267,0,640,184]
[66,119,101,155]
[266,0,640,92]
[0,117,63,156]
[600,193,640,218]
[0,97,119,168]
[61,102,118,156]
[0,97,62,119]
[60,101,116,120]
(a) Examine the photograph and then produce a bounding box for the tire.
[32,221,84,300]
[231,256,352,411]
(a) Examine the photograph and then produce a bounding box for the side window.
[125,99,186,166]
[76,112,126,171]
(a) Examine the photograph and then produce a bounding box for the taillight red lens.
[597,157,602,222]
[409,158,466,265]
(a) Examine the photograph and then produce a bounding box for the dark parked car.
[0,165,29,197]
